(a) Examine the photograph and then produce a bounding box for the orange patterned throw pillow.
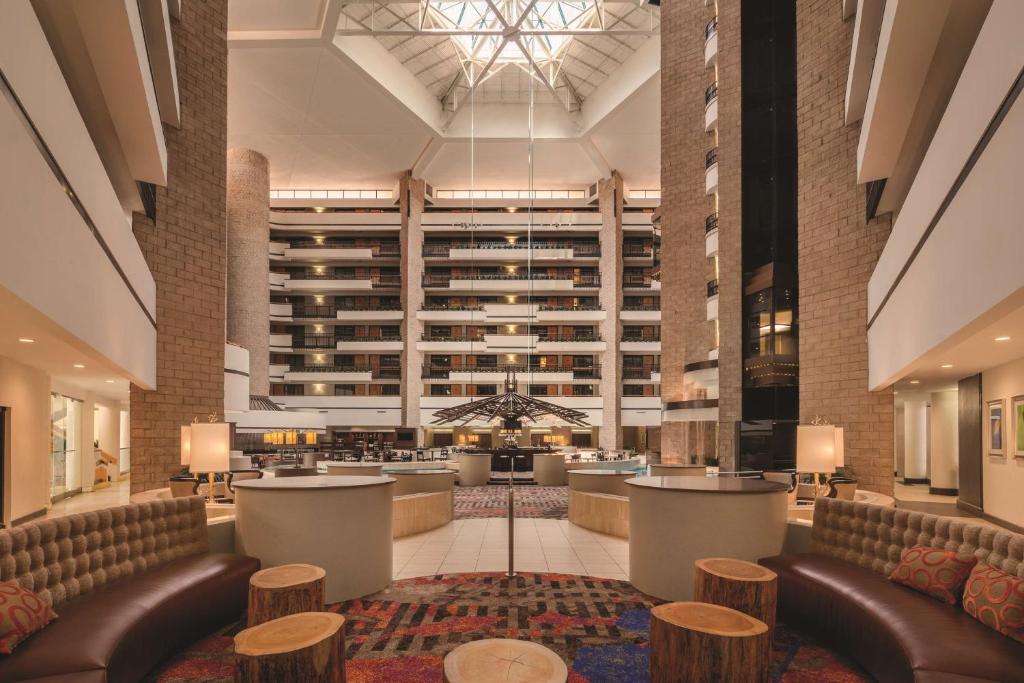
[963,564,1024,644]
[888,545,978,605]
[0,581,57,654]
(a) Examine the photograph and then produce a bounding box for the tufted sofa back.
[0,497,209,607]
[811,498,1024,579]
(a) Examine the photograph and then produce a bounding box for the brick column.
[130,0,227,493]
[659,0,721,465]
[598,172,623,450]
[715,0,743,471]
[796,0,894,494]
[400,173,425,444]
[226,148,270,395]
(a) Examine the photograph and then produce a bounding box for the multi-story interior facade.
[2,1,1024,680]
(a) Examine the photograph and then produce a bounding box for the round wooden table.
[694,557,778,635]
[649,602,769,683]
[443,639,567,683]
[234,611,345,682]
[248,563,326,626]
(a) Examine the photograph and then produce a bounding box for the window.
[334,385,356,396]
[430,385,453,396]
[380,354,400,367]
[475,355,497,367]
[623,385,644,396]
[529,385,549,397]
[380,326,400,339]
[571,385,594,396]
[475,385,498,396]
[380,385,400,396]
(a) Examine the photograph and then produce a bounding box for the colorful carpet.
[454,485,569,519]
[151,572,869,682]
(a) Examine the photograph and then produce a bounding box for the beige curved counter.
[533,452,568,486]
[324,462,384,476]
[457,453,492,486]
[626,476,788,601]
[383,468,457,496]
[565,457,641,472]
[233,476,395,602]
[567,469,635,497]
[648,464,707,477]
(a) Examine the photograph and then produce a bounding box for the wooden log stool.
[248,564,326,626]
[234,611,345,683]
[443,638,568,683]
[649,602,770,683]
[693,557,778,635]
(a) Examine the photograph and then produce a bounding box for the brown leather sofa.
[760,498,1024,683]
[0,497,259,683]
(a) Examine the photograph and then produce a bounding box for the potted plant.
[704,455,720,475]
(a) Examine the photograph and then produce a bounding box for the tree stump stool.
[234,611,345,683]
[650,602,770,683]
[248,564,326,626]
[443,638,568,683]
[693,557,778,635]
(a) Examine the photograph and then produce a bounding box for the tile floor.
[393,517,629,580]
[43,479,132,520]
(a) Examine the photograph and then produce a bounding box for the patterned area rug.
[151,573,869,683]
[454,485,569,519]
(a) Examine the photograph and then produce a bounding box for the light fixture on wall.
[995,336,1011,342]
[17,338,34,343]
[940,363,953,369]
[909,380,920,385]
[73,364,85,369]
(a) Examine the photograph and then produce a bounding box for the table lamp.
[796,424,840,497]
[189,422,231,504]
[180,425,191,467]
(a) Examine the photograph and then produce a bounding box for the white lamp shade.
[189,423,231,473]
[797,425,838,474]
[180,426,191,466]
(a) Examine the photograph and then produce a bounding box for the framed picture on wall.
[1013,395,1024,458]
[988,399,1005,457]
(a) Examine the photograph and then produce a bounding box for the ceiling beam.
[334,28,657,36]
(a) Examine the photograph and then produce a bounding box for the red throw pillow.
[963,563,1024,644]
[0,581,58,654]
[888,545,978,605]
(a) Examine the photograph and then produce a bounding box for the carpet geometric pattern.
[150,572,869,682]
[454,485,569,520]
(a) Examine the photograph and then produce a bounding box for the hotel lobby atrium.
[2,0,1024,681]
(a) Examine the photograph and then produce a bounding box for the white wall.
[0,1,156,387]
[929,390,959,492]
[867,1,1024,388]
[903,399,929,480]
[0,357,52,524]
[981,356,1024,529]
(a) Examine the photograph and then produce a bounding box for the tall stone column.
[598,173,623,450]
[226,148,271,396]
[130,0,227,494]
[399,173,426,444]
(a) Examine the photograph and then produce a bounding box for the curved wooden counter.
[324,462,384,477]
[382,468,457,496]
[625,476,788,601]
[233,476,395,602]
[649,463,707,477]
[456,453,492,486]
[567,469,635,497]
[533,452,568,486]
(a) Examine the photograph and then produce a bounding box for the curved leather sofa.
[760,499,1024,683]
[0,498,259,683]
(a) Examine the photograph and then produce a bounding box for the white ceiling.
[227,0,661,190]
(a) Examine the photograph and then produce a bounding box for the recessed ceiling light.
[313,206,326,213]
[995,336,1011,342]
[73,363,85,369]
[17,337,34,343]
[940,363,953,369]
[104,379,115,384]
[909,380,920,385]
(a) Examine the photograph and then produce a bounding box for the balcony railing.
[423,242,599,256]
[707,279,719,297]
[705,213,719,233]
[705,82,718,105]
[538,304,602,311]
[623,275,654,288]
[705,148,718,169]
[420,334,485,342]
[291,305,336,319]
[421,304,485,311]
[538,334,601,343]
[623,366,661,379]
[289,365,372,373]
[423,365,602,379]
[623,244,653,257]
[296,335,336,349]
[622,303,661,311]
[622,332,661,342]
[284,271,401,287]
[336,304,403,312]
[336,335,402,342]
[373,367,402,379]
[289,240,400,255]
[705,16,718,40]
[422,274,601,287]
